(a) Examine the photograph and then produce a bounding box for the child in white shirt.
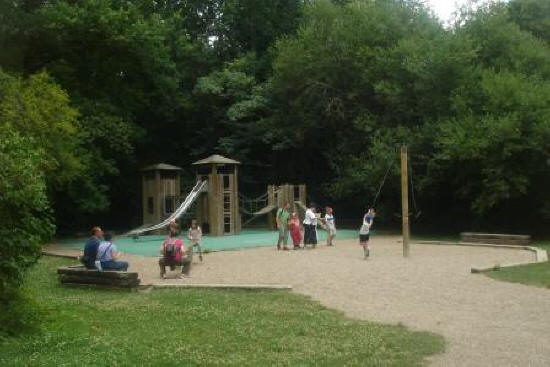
[323,206,336,246]
[359,208,375,259]
[188,219,203,261]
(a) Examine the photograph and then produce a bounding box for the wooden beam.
[401,145,410,258]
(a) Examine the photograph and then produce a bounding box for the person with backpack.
[82,226,103,269]
[96,232,129,271]
[159,227,191,279]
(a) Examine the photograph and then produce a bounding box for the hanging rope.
[371,156,395,208]
[408,155,422,219]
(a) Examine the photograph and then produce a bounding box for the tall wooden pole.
[401,145,410,257]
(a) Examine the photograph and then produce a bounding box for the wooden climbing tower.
[193,154,241,236]
[141,163,182,234]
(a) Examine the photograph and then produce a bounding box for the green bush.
[0,126,54,337]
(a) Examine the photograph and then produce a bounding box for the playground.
[44,235,550,366]
[4,2,550,366]
[55,229,359,255]
[41,153,550,366]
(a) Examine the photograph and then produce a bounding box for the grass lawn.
[484,239,550,289]
[487,261,550,289]
[0,257,444,366]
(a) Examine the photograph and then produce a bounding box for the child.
[96,232,129,271]
[359,208,375,259]
[159,227,191,279]
[288,212,302,249]
[324,206,336,246]
[188,219,203,261]
[303,203,318,248]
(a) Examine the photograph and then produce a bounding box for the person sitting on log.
[159,227,191,279]
[81,226,103,269]
[96,233,129,271]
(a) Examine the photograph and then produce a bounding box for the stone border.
[413,240,548,273]
[151,283,292,291]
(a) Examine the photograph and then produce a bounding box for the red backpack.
[163,238,183,262]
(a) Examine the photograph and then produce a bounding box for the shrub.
[0,127,54,337]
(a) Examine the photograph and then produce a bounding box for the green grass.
[0,257,444,366]
[487,261,550,289]
[484,239,550,289]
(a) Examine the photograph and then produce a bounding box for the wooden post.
[155,170,162,225]
[267,185,276,230]
[234,165,241,234]
[401,145,410,257]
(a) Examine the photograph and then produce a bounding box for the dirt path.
[46,236,550,366]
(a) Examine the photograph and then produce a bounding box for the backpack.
[164,240,175,257]
[163,238,182,261]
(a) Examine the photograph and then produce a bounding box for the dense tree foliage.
[0,71,58,336]
[0,0,548,237]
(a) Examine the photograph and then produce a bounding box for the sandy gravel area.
[46,236,550,366]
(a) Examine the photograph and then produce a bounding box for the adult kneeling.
[159,227,191,279]
[96,233,129,271]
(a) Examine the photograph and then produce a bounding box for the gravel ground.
[45,235,550,366]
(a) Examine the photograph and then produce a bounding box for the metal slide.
[125,180,207,236]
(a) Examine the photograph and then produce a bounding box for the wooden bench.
[57,266,141,288]
[460,233,531,246]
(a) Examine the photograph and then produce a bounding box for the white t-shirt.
[97,241,116,261]
[303,208,317,225]
[325,214,336,231]
[188,226,202,243]
[359,214,372,235]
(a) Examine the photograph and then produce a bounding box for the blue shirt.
[83,236,100,268]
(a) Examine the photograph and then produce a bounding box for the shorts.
[359,234,370,242]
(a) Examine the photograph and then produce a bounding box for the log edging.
[151,283,292,291]
[412,240,547,273]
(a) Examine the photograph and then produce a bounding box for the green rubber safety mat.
[57,228,362,257]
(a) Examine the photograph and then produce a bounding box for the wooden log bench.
[460,232,531,246]
[57,266,141,288]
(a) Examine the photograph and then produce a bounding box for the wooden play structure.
[266,184,307,229]
[193,155,241,236]
[141,163,182,235]
[131,155,307,237]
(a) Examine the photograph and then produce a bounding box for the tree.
[508,0,550,43]
[0,71,81,187]
[423,4,550,229]
[0,119,54,338]
[269,0,454,213]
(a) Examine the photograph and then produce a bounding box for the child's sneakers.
[364,248,370,259]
